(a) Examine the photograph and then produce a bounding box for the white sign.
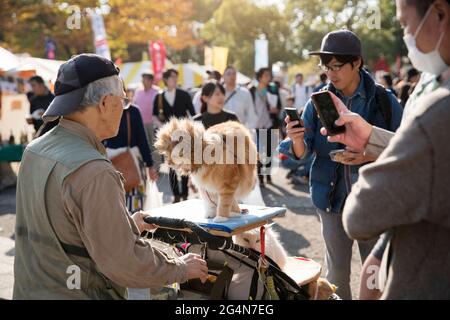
[254,38,269,71]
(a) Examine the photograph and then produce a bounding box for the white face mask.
[403,5,448,76]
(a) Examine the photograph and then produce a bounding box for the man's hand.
[320,91,373,153]
[285,115,307,158]
[147,167,159,181]
[285,115,306,143]
[180,253,209,283]
[131,211,157,234]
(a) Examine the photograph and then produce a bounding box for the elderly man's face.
[100,85,126,139]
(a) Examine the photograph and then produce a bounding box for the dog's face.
[155,117,205,175]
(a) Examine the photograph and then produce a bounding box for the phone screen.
[311,92,345,135]
[285,108,303,128]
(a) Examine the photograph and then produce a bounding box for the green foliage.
[1,0,404,75]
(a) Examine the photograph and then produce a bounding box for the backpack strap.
[374,84,392,131]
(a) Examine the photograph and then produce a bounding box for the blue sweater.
[104,105,153,167]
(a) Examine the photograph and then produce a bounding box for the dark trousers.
[256,128,275,177]
[169,168,188,198]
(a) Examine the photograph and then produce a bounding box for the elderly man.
[13,54,207,299]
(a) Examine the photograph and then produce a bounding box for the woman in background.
[193,80,239,129]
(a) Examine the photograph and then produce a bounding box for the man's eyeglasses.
[118,96,131,109]
[319,63,346,72]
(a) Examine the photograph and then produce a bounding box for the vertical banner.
[89,11,111,60]
[255,38,269,71]
[204,46,213,67]
[212,46,229,74]
[149,40,166,82]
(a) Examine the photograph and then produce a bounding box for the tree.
[1,0,99,58]
[201,0,294,76]
[106,0,199,61]
[286,0,403,69]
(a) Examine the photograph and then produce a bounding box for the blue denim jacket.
[279,69,403,214]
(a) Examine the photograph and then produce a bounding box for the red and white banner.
[89,11,111,60]
[149,41,166,82]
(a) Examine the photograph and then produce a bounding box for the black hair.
[319,72,328,82]
[29,75,45,84]
[406,0,450,17]
[142,73,154,81]
[320,54,364,71]
[382,74,394,87]
[406,67,420,82]
[255,67,272,81]
[162,68,178,80]
[200,80,225,114]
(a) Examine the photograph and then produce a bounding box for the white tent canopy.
[120,61,252,90]
[0,47,20,72]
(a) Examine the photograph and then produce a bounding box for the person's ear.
[98,95,109,114]
[353,58,362,70]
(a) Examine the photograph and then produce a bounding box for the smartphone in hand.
[311,91,345,136]
[285,107,303,129]
[329,149,351,162]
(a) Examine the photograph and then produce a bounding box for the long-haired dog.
[155,118,258,222]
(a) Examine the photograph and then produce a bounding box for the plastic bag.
[143,180,164,210]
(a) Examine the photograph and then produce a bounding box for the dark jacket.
[152,88,196,122]
[104,105,153,167]
[29,91,54,132]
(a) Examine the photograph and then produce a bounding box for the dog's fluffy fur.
[155,118,257,222]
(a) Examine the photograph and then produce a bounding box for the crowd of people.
[10,0,450,300]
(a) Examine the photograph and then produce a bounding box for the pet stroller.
[143,213,339,300]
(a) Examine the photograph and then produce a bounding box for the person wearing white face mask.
[320,0,450,299]
[403,2,449,76]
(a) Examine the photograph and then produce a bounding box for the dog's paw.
[213,215,229,223]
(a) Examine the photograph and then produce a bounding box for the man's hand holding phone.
[319,91,373,153]
[284,108,307,159]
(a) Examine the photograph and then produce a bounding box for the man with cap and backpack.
[283,30,404,299]
[13,54,208,299]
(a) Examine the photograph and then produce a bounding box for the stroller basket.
[144,216,312,300]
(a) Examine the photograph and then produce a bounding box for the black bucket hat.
[43,53,120,121]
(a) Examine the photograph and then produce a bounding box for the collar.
[58,118,107,156]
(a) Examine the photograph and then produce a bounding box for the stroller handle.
[144,216,234,250]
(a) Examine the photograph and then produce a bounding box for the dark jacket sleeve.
[153,93,159,117]
[343,117,431,240]
[185,91,196,116]
[132,107,153,167]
